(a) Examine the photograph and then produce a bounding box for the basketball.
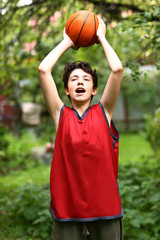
[65,10,99,47]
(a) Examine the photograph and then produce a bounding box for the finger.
[97,16,105,27]
[72,45,79,50]
[63,28,66,38]
[97,16,103,24]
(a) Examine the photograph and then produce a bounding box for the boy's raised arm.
[38,31,74,130]
[97,17,123,125]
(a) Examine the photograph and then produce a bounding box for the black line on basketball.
[66,13,83,34]
[88,13,97,46]
[76,11,91,46]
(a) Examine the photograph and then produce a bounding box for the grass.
[0,165,50,198]
[0,133,154,194]
[119,133,154,163]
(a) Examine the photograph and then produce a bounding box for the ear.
[64,88,70,95]
[92,88,98,96]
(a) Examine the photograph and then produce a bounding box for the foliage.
[35,116,57,142]
[0,155,160,239]
[0,0,160,103]
[119,156,160,240]
[0,183,52,240]
[121,66,160,119]
[0,126,42,175]
[145,106,160,154]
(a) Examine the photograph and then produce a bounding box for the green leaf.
[130,219,141,228]
[24,206,39,221]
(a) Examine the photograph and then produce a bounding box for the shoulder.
[54,105,69,132]
[57,105,72,123]
[90,102,104,112]
[90,102,111,126]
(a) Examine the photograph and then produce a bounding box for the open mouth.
[75,88,86,93]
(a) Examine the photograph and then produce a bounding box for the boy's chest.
[61,111,109,152]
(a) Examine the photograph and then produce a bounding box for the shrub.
[0,183,52,239]
[119,156,160,240]
[0,127,41,175]
[144,105,160,154]
[0,156,159,239]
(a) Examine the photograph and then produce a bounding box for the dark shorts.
[51,218,123,240]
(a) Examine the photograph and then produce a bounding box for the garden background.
[0,0,160,239]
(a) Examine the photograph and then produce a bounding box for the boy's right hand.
[63,28,79,50]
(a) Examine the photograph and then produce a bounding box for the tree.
[0,0,160,103]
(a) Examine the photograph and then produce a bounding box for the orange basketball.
[65,10,99,47]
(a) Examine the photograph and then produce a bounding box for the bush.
[119,156,160,240]
[0,183,52,240]
[145,106,160,154]
[0,156,159,239]
[0,127,42,175]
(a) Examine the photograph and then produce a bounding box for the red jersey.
[50,102,123,222]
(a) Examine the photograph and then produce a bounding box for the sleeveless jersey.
[50,102,123,222]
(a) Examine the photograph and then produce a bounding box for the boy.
[38,16,123,240]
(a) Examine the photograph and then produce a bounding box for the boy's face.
[64,69,97,103]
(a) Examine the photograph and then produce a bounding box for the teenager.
[38,16,123,240]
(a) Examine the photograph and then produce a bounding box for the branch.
[89,0,144,12]
[135,36,157,60]
[14,0,46,9]
[88,0,159,21]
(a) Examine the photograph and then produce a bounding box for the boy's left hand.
[96,16,106,43]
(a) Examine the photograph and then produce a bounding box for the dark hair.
[63,61,98,89]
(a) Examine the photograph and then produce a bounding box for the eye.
[84,78,89,81]
[72,78,77,81]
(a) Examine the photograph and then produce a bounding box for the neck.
[71,99,91,117]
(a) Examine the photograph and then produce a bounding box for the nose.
[77,77,84,85]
